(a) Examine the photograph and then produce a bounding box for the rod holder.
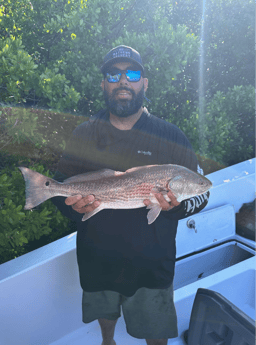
[187,219,197,233]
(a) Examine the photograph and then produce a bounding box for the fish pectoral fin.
[81,205,104,222]
[151,187,168,194]
[146,203,162,225]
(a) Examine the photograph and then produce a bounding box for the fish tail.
[19,167,58,210]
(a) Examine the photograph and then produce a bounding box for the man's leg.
[98,318,118,345]
[146,339,168,345]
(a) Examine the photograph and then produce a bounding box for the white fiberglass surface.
[1,257,254,345]
[210,269,255,320]
[174,258,255,339]
[49,266,255,345]
[204,159,255,214]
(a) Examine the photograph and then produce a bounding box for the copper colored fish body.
[19,164,212,224]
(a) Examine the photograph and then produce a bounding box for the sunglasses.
[105,69,142,83]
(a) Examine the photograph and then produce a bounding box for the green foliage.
[178,85,255,165]
[208,85,254,165]
[1,0,200,113]
[37,68,80,110]
[0,37,38,103]
[0,106,87,162]
[0,164,70,263]
[202,0,254,95]
[0,0,34,40]
[0,36,80,110]
[163,0,254,96]
[0,107,43,146]
[1,0,254,118]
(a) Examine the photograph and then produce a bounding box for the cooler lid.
[176,204,235,258]
[187,288,255,344]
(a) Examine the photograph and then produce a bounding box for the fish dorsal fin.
[63,169,124,184]
[125,165,158,174]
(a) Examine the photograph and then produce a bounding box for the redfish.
[19,164,212,224]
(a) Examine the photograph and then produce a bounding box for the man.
[52,45,210,345]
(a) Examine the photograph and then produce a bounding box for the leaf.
[16,205,22,212]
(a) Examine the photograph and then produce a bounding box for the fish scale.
[19,164,212,224]
[99,184,155,204]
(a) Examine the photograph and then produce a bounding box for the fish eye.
[199,180,204,185]
[45,181,50,186]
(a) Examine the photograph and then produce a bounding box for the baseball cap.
[100,45,144,74]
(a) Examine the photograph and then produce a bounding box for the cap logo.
[112,48,131,59]
[101,45,144,73]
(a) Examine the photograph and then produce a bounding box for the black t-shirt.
[52,108,209,296]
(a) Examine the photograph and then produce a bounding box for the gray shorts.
[82,284,178,339]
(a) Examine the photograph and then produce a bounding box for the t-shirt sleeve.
[162,191,210,221]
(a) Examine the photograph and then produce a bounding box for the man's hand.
[143,191,180,211]
[65,195,101,214]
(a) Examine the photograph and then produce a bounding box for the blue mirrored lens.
[106,73,121,83]
[106,70,141,83]
[126,70,141,81]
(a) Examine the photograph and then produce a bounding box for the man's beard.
[104,85,144,118]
